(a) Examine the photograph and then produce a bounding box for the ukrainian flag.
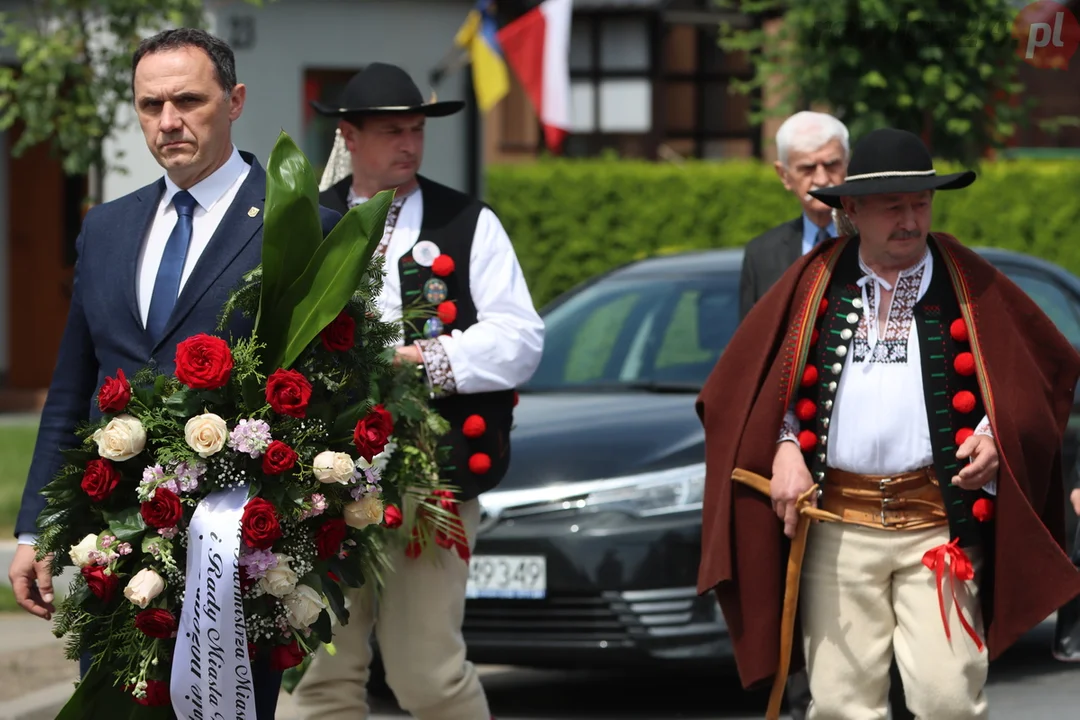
[454,0,510,112]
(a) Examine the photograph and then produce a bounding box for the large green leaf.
[256,131,324,332]
[260,191,393,372]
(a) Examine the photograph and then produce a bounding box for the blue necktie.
[146,190,197,341]
[816,226,831,246]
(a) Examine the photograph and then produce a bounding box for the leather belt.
[820,466,948,531]
[729,465,947,720]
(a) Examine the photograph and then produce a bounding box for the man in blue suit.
[5,27,339,718]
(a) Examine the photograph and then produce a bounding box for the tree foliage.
[0,0,271,203]
[715,0,1065,165]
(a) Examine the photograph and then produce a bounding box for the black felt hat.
[809,128,975,208]
[310,62,464,118]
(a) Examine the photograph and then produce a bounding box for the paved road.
[6,542,1077,719]
[342,618,1077,720]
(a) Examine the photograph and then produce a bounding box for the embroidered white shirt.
[781,247,996,494]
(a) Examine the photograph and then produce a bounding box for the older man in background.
[739,111,848,321]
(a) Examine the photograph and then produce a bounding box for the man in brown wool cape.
[696,126,1080,719]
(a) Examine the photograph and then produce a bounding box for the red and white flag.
[496,0,572,154]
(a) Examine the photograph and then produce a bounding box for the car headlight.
[478,464,706,520]
[577,464,705,517]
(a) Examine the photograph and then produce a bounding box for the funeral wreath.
[32,133,461,718]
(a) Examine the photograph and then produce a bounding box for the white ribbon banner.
[170,486,256,720]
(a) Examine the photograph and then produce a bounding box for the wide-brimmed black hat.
[809,127,975,208]
[310,62,464,118]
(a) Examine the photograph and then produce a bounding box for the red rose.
[81,459,120,502]
[134,679,170,706]
[315,518,348,560]
[270,639,306,671]
[261,440,298,475]
[382,504,403,529]
[175,334,234,390]
[353,404,394,461]
[82,565,120,604]
[266,369,312,418]
[134,608,177,639]
[97,369,131,413]
[241,498,282,550]
[140,487,182,529]
[320,312,356,352]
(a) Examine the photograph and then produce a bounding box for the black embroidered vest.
[393,177,516,502]
[794,239,991,548]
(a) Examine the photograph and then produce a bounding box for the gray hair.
[776,111,850,166]
[833,208,858,237]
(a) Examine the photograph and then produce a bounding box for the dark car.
[460,245,1080,671]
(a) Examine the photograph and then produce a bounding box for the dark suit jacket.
[16,152,341,537]
[738,217,804,321]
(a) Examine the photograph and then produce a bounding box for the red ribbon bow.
[405,489,471,562]
[921,538,983,652]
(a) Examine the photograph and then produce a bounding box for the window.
[525,273,738,391]
[1000,268,1080,346]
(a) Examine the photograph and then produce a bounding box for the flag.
[454,0,510,112]
[496,0,572,153]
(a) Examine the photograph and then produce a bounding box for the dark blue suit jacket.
[16,152,341,537]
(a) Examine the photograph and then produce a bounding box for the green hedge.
[485,158,1080,309]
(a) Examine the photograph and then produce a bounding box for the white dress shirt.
[367,187,544,394]
[781,247,996,494]
[18,148,250,547]
[136,146,250,326]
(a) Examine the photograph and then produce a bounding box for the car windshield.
[523,272,739,393]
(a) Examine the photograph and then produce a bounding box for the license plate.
[466,555,546,599]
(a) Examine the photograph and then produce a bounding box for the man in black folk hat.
[696,127,1080,719]
[292,62,544,720]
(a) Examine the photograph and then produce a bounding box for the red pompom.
[955,427,975,446]
[462,414,486,438]
[795,398,816,422]
[797,430,817,452]
[817,298,828,318]
[972,498,995,522]
[431,254,455,277]
[437,301,457,324]
[468,452,492,474]
[513,390,519,406]
[801,365,819,387]
[810,329,820,346]
[952,390,976,413]
[953,352,975,376]
[950,318,969,343]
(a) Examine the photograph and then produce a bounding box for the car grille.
[463,587,723,648]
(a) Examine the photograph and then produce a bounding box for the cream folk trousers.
[292,499,488,720]
[800,523,989,720]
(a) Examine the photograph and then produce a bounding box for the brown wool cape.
[696,231,1080,691]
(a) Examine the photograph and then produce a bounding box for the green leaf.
[162,388,200,419]
[331,400,371,439]
[103,507,147,543]
[257,131,324,333]
[323,579,350,626]
[312,608,333,644]
[329,552,366,589]
[260,191,393,372]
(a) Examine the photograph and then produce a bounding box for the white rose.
[258,554,298,598]
[68,533,99,567]
[92,414,146,462]
[184,413,228,458]
[282,584,326,629]
[343,495,385,529]
[312,451,355,485]
[124,567,165,608]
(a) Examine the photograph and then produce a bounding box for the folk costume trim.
[416,336,458,396]
[852,251,929,364]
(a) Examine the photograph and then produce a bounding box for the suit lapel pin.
[248,206,260,217]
